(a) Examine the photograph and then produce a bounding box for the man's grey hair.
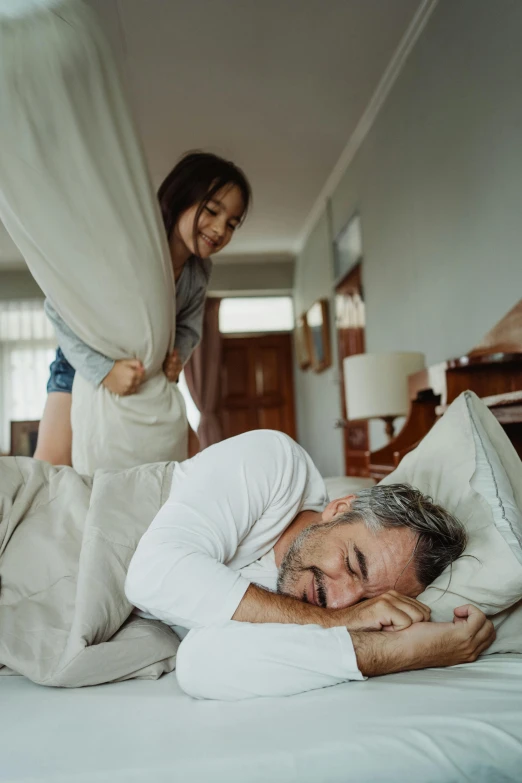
[335,483,467,589]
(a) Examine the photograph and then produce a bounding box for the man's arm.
[176,606,495,701]
[176,622,364,700]
[351,604,495,676]
[233,584,431,632]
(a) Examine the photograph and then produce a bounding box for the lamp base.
[382,416,396,441]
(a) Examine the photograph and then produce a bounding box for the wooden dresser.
[365,299,522,479]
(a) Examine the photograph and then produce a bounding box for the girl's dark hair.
[157,151,251,252]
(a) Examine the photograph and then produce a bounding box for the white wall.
[294,212,345,477]
[294,0,522,471]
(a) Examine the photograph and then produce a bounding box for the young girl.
[35,151,251,465]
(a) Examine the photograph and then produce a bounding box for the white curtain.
[0,299,56,453]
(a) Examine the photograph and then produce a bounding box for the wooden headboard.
[365,299,522,480]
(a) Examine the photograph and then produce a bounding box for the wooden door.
[335,263,369,476]
[220,333,296,439]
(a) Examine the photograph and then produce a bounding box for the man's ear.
[322,495,355,523]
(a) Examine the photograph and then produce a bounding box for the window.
[218,296,293,334]
[0,300,56,453]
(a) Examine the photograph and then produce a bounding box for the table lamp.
[343,352,425,440]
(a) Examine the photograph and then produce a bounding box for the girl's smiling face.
[175,184,245,260]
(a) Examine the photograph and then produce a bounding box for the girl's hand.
[163,349,183,383]
[102,359,145,396]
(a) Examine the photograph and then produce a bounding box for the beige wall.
[294,0,522,474]
[0,270,44,300]
[209,259,294,296]
[0,258,294,301]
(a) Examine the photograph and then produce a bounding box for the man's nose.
[327,578,364,609]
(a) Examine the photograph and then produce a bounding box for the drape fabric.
[0,0,187,473]
[185,299,223,450]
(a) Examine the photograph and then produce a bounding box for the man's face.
[277,516,422,609]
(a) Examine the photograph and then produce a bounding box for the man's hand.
[351,604,496,677]
[102,359,145,396]
[337,590,430,632]
[163,349,183,383]
[402,604,496,669]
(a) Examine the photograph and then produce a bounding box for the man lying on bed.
[125,429,495,700]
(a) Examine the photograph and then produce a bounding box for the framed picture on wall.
[307,299,332,373]
[333,212,363,284]
[294,312,312,370]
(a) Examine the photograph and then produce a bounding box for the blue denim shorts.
[46,347,76,394]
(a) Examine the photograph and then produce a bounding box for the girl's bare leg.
[33,392,73,466]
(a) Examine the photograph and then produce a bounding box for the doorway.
[219,332,296,440]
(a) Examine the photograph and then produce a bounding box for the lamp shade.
[343,352,425,421]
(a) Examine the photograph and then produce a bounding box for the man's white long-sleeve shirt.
[125,430,365,699]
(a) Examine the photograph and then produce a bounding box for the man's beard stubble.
[276,524,328,608]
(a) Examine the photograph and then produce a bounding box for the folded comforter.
[0,457,179,686]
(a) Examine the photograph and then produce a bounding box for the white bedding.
[2,655,522,783]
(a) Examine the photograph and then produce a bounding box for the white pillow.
[469,401,522,566]
[381,390,522,622]
[488,599,522,654]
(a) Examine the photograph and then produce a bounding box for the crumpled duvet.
[0,455,179,686]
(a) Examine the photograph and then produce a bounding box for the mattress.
[2,654,522,783]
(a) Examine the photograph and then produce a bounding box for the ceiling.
[0,0,421,269]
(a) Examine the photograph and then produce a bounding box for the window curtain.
[184,298,223,450]
[0,300,56,453]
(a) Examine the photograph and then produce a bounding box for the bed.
[2,655,522,782]
[3,393,522,782]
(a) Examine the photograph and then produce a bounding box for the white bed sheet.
[0,655,522,783]
[2,654,522,783]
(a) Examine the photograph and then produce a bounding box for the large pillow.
[381,391,522,636]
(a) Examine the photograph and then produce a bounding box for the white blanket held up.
[0,0,187,472]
